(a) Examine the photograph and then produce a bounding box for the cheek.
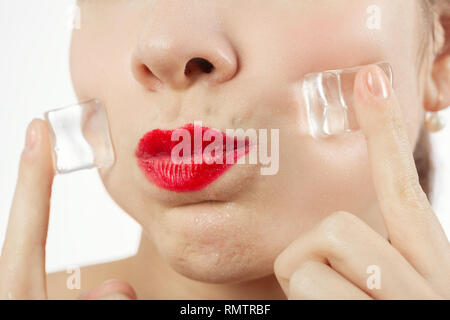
[230,0,423,233]
[249,0,424,196]
[248,131,375,235]
[264,0,415,85]
[230,0,424,140]
[70,3,143,101]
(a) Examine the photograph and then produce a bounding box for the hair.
[415,0,450,200]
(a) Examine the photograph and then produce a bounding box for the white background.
[0,0,449,273]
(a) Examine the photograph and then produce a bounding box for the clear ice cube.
[302,62,393,138]
[44,100,115,174]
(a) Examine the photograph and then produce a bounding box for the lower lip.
[136,123,249,192]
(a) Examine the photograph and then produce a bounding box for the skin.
[0,0,449,300]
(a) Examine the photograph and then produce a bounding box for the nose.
[131,4,238,91]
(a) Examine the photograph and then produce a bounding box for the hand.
[0,119,136,300]
[274,65,450,300]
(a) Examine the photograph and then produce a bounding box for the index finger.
[352,65,449,278]
[0,119,55,299]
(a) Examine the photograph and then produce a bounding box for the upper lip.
[135,123,250,193]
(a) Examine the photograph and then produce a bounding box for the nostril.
[132,60,163,91]
[184,57,215,76]
[137,63,154,79]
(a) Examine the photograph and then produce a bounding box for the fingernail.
[23,120,38,154]
[366,67,390,99]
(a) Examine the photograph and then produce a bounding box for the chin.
[147,202,274,283]
[162,241,273,284]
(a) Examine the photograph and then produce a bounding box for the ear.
[425,6,450,112]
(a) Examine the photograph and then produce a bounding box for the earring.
[425,111,446,132]
[425,93,446,132]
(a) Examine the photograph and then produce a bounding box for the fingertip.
[354,65,391,105]
[353,65,396,135]
[21,119,55,176]
[16,120,55,197]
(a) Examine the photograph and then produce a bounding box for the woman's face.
[71,0,431,283]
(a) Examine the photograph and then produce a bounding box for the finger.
[288,261,371,300]
[275,212,440,300]
[80,280,137,300]
[352,65,449,278]
[0,119,55,299]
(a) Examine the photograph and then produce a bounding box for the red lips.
[136,123,249,192]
